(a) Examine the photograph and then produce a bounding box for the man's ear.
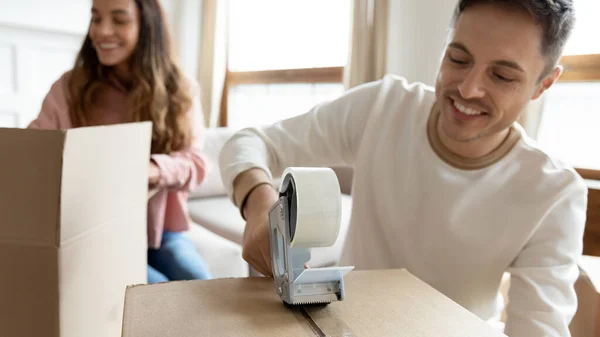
[532,65,562,100]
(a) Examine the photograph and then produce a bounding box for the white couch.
[184,127,354,278]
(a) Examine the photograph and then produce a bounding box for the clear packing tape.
[279,167,342,248]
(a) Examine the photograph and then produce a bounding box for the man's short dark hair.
[451,0,576,79]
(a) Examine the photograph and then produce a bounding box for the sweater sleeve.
[27,73,72,130]
[150,80,208,192]
[218,78,385,201]
[504,178,588,337]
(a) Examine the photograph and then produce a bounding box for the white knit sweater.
[219,74,587,337]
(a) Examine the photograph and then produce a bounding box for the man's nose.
[458,68,486,99]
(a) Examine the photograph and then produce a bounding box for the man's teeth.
[454,101,483,116]
[100,43,119,50]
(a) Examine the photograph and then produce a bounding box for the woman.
[28,0,212,284]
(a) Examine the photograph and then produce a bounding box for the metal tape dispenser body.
[268,167,354,307]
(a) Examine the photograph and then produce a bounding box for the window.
[223,0,352,130]
[536,0,600,178]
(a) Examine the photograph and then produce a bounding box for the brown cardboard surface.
[122,276,315,337]
[121,269,507,337]
[0,123,151,337]
[0,128,64,245]
[0,245,60,336]
[306,270,505,336]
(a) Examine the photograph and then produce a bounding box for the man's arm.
[219,79,385,207]
[504,179,588,337]
[218,78,384,275]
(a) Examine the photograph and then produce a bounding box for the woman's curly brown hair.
[67,0,192,154]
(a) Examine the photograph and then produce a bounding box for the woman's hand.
[148,161,161,187]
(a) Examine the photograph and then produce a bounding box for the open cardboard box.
[570,255,600,337]
[121,259,600,336]
[0,123,152,337]
[121,269,507,337]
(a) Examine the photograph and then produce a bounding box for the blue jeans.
[147,231,212,284]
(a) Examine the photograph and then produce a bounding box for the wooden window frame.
[559,54,600,82]
[556,53,600,180]
[219,66,344,126]
[557,54,600,256]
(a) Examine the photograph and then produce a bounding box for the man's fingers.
[244,246,271,277]
[245,254,270,277]
[260,247,273,277]
[253,259,271,278]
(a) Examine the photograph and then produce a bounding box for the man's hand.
[242,211,273,277]
[235,170,279,277]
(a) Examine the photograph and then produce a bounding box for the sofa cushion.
[189,127,236,199]
[184,223,249,279]
[188,196,246,245]
[188,194,353,268]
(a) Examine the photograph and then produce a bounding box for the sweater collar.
[426,102,521,170]
[106,71,132,93]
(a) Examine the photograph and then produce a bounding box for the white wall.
[0,0,88,127]
[386,0,458,86]
[0,0,90,35]
[0,0,200,128]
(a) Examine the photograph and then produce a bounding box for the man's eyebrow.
[493,60,525,72]
[448,42,525,72]
[448,42,472,56]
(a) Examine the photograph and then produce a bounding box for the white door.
[0,0,89,128]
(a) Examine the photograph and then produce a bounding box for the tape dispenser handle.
[280,171,298,243]
[268,169,298,280]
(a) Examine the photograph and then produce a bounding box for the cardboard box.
[0,123,152,337]
[121,269,507,336]
[570,255,600,337]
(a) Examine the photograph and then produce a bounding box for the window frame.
[554,53,600,180]
[219,66,344,127]
[559,54,600,82]
[555,54,600,257]
[220,0,349,127]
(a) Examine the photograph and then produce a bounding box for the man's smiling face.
[434,2,559,145]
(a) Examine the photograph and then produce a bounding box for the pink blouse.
[28,71,208,249]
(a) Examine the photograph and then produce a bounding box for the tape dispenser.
[268,167,354,307]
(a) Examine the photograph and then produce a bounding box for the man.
[219,0,587,336]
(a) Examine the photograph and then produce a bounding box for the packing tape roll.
[279,167,342,248]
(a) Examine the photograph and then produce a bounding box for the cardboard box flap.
[0,128,65,246]
[60,122,152,245]
[122,269,506,336]
[579,255,600,293]
[123,276,314,337]
[306,269,506,336]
